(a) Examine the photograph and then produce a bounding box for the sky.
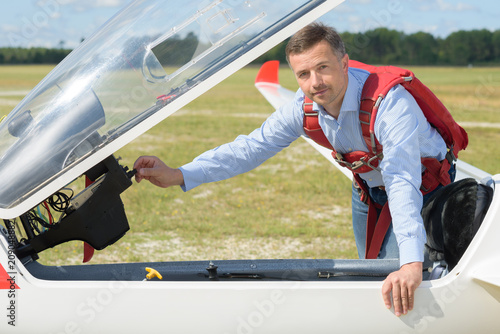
[1,0,499,48]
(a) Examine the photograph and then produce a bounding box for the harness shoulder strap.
[358,71,408,155]
[302,60,467,259]
[302,97,380,173]
[302,96,333,150]
[353,173,390,260]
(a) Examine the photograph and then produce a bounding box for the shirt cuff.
[178,162,205,192]
[398,237,425,267]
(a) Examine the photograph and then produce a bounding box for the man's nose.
[310,71,323,87]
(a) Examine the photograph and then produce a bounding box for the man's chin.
[311,95,329,105]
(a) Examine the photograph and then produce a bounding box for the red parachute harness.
[303,60,469,259]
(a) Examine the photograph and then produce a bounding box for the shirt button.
[369,178,372,181]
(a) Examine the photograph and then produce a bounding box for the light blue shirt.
[180,67,447,266]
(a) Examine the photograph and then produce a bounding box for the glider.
[0,0,499,333]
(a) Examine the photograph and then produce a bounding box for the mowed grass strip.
[0,65,498,265]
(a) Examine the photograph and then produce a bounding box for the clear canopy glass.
[0,0,333,213]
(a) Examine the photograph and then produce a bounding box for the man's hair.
[285,22,346,64]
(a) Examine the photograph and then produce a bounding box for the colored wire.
[42,201,53,224]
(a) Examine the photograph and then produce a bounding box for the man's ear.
[342,54,349,75]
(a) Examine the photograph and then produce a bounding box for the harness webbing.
[302,60,468,259]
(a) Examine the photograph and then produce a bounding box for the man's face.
[289,40,348,118]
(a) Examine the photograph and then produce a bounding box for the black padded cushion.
[422,178,493,270]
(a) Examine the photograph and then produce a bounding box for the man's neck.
[323,102,342,120]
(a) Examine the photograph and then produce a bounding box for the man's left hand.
[382,261,423,317]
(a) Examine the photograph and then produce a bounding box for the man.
[134,23,450,317]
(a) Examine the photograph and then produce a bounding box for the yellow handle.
[145,267,163,280]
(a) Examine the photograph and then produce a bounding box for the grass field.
[1,64,499,266]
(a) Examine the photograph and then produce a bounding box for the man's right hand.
[382,261,423,317]
[133,156,184,188]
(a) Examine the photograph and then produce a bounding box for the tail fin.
[254,61,295,110]
[255,60,280,85]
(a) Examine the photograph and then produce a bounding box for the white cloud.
[55,0,78,4]
[417,0,476,12]
[0,24,21,33]
[91,0,126,8]
[437,0,475,11]
[65,0,125,12]
[345,15,365,32]
[349,0,372,4]
[334,3,355,13]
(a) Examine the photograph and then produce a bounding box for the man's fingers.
[133,156,150,170]
[382,262,422,317]
[403,279,417,314]
[391,279,403,317]
[133,156,164,182]
[381,280,393,309]
[382,275,408,317]
[382,277,415,317]
[137,166,154,177]
[408,288,415,311]
[408,290,414,311]
[134,156,160,170]
[401,291,409,315]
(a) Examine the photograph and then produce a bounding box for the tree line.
[0,47,71,65]
[1,28,500,66]
[257,28,500,66]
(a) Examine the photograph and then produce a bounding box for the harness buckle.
[334,153,353,169]
[356,154,382,172]
[334,152,383,173]
[446,145,457,164]
[303,102,317,116]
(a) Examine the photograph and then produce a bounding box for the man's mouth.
[313,88,328,97]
